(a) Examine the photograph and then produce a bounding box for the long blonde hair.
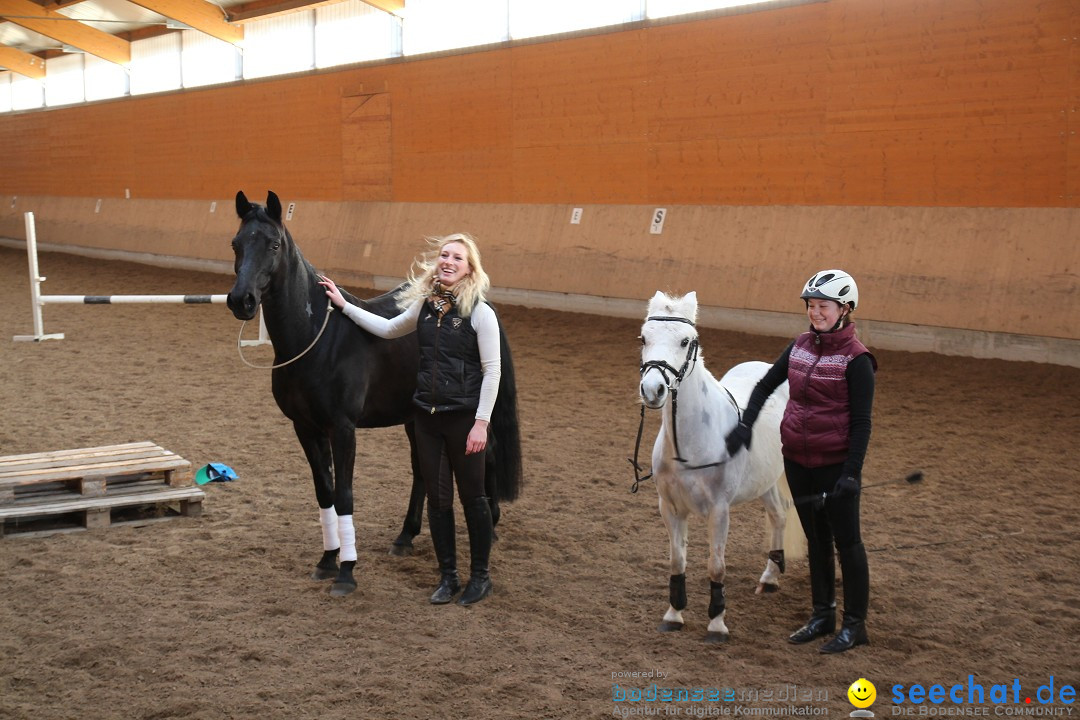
[395,233,491,317]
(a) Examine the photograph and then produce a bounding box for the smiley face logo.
[848,678,876,708]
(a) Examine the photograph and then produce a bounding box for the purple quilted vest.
[780,323,875,467]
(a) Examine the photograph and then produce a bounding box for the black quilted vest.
[413,301,484,414]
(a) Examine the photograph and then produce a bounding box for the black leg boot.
[427,507,460,604]
[458,497,493,606]
[789,544,836,644]
[820,542,869,653]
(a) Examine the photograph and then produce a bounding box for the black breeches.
[785,458,869,622]
[784,460,862,551]
[414,409,487,512]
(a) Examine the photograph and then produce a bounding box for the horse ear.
[235,191,251,219]
[647,290,665,315]
[266,191,283,223]
[683,291,699,322]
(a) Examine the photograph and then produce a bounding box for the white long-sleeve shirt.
[341,299,502,421]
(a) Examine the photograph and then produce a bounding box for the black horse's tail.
[490,311,523,502]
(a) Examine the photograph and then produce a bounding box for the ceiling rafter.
[35,0,85,9]
[0,0,131,65]
[126,0,242,44]
[228,0,344,23]
[0,42,45,76]
[227,0,400,23]
[358,0,401,14]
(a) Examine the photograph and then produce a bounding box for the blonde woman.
[319,233,500,606]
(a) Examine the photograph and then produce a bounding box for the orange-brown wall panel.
[513,143,648,205]
[1,0,1076,208]
[390,53,512,154]
[650,135,827,205]
[388,53,513,202]
[824,0,1073,207]
[646,2,829,143]
[827,121,1068,206]
[510,31,649,148]
[395,147,514,203]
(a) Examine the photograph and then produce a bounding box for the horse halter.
[629,314,740,494]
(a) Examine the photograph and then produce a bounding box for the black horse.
[226,190,522,596]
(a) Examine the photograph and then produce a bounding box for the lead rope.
[237,299,334,370]
[628,404,653,493]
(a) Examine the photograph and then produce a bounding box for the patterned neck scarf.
[429,281,457,318]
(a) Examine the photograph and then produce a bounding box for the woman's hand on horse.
[465,419,489,455]
[318,276,346,310]
[724,421,753,457]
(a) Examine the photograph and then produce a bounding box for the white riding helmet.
[801,269,858,311]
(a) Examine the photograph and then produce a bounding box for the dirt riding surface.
[1,246,1078,719]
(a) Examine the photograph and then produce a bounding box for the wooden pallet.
[0,442,205,538]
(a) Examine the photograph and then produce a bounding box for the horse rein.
[629,314,742,493]
[236,298,334,370]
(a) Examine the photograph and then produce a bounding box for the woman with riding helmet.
[724,269,877,653]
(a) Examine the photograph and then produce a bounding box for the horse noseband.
[639,315,700,389]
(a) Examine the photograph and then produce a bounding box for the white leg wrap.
[320,507,339,552]
[337,514,357,562]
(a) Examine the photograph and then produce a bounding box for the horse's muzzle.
[226,290,259,320]
[640,378,668,409]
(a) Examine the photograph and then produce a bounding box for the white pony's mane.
[646,291,699,324]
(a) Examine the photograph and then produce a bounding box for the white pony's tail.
[778,473,807,561]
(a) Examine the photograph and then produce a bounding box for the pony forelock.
[647,291,699,324]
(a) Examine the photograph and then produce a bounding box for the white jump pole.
[12,211,270,345]
[240,309,270,347]
[13,212,64,342]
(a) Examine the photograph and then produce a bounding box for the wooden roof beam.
[127,0,243,45]
[35,0,86,10]
[0,44,46,78]
[360,0,403,14]
[0,0,130,65]
[228,0,402,23]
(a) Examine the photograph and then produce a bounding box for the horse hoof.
[704,631,730,644]
[388,542,414,557]
[329,581,357,597]
[756,582,779,594]
[657,621,684,633]
[310,567,337,581]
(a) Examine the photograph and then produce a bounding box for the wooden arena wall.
[0,0,1077,363]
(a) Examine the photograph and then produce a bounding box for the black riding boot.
[820,542,869,653]
[789,544,836,644]
[427,507,460,604]
[458,497,493,606]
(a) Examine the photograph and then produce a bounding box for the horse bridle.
[234,223,336,370]
[629,315,741,493]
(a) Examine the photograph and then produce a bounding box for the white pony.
[637,291,800,643]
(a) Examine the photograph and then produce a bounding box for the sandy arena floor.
[1,246,1078,719]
